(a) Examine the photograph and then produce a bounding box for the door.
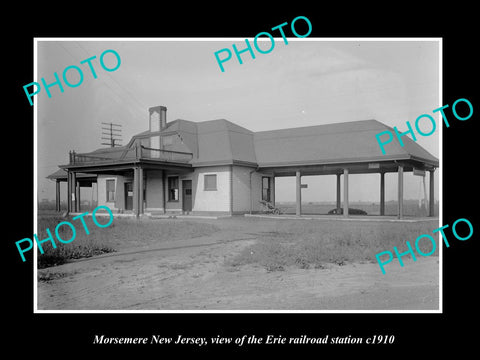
[182,180,192,212]
[124,182,133,210]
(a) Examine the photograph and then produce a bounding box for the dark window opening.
[262,176,271,202]
[106,179,115,202]
[204,174,217,191]
[168,176,179,201]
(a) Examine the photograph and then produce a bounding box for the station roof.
[253,119,439,168]
[50,118,438,177]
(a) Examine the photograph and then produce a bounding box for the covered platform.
[46,168,97,212]
[253,119,439,219]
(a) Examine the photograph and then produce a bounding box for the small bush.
[38,242,116,269]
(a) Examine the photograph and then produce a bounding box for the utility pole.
[101,122,122,147]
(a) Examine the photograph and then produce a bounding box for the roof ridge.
[254,119,381,134]
[254,127,386,141]
[198,118,254,132]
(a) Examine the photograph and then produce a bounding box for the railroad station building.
[47,106,439,218]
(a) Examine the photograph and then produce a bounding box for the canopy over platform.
[254,119,438,172]
[252,120,438,218]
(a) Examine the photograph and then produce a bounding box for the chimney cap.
[149,105,167,113]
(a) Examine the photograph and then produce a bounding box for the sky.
[36,38,440,204]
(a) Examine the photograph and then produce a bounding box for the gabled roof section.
[52,116,438,175]
[192,119,257,166]
[46,168,96,180]
[168,119,199,158]
[89,118,258,166]
[82,145,130,160]
[380,122,439,165]
[123,119,199,157]
[254,119,439,167]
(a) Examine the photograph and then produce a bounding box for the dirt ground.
[37,217,440,311]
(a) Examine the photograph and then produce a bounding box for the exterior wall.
[94,167,269,215]
[250,171,264,213]
[115,176,126,210]
[232,165,257,213]
[97,174,125,211]
[145,170,164,212]
[191,165,231,213]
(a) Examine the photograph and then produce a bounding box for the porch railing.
[69,144,193,165]
[139,146,193,162]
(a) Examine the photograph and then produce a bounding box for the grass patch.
[36,215,220,269]
[227,220,439,271]
[36,215,116,268]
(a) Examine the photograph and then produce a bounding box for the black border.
[7,5,479,355]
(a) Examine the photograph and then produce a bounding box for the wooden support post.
[336,173,341,213]
[133,167,139,217]
[162,171,167,214]
[429,169,435,217]
[91,182,95,211]
[343,168,349,217]
[380,172,385,216]
[143,169,147,213]
[398,165,404,219]
[296,171,301,216]
[229,165,234,214]
[66,172,70,212]
[71,172,77,212]
[67,171,71,213]
[55,180,61,212]
[139,167,144,215]
[271,175,276,207]
[76,181,81,212]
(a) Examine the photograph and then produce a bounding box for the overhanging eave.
[60,159,193,173]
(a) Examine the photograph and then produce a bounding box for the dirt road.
[37,218,439,311]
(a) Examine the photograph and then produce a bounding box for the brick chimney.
[148,106,167,155]
[149,105,167,131]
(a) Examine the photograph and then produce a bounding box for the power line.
[74,41,148,114]
[101,122,123,147]
[54,41,147,118]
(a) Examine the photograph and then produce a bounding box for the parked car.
[328,208,367,215]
